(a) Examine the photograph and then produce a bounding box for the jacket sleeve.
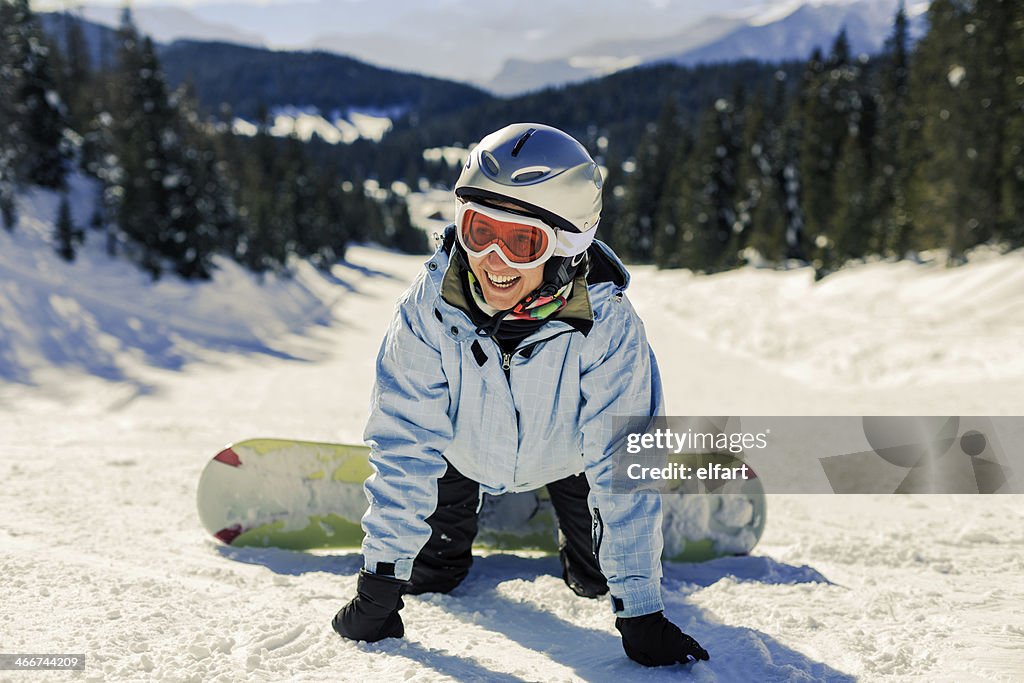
[579,293,666,617]
[360,278,453,580]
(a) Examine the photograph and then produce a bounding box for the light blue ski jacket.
[361,236,665,617]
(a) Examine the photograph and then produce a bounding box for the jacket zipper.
[494,328,577,467]
[495,345,519,443]
[499,327,578,378]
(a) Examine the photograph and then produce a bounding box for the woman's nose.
[484,251,511,270]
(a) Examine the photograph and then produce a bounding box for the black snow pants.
[407,459,609,598]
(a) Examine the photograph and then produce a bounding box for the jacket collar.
[439,248,594,337]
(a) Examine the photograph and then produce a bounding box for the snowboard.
[197,438,767,563]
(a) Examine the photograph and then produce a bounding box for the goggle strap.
[553,223,597,258]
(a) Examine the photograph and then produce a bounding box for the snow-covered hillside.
[0,177,346,390]
[230,108,395,146]
[646,247,1024,401]
[1,186,1022,681]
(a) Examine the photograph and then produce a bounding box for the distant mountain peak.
[486,0,929,95]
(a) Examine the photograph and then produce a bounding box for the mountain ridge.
[38,14,495,122]
[486,0,928,94]
[44,0,926,94]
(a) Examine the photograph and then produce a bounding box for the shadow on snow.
[0,255,407,387]
[217,546,853,681]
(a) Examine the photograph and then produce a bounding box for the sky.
[31,0,782,11]
[33,0,277,6]
[30,0,289,9]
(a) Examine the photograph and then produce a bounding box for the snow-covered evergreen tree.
[671,97,740,272]
[618,103,683,264]
[54,194,83,262]
[738,74,793,262]
[104,10,225,279]
[0,2,18,230]
[831,107,877,267]
[55,10,94,135]
[647,102,690,268]
[381,195,427,256]
[798,32,864,268]
[3,0,70,190]
[0,159,15,230]
[1003,0,1024,244]
[874,2,915,258]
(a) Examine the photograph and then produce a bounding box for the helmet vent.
[511,166,551,183]
[510,128,537,157]
[481,151,500,177]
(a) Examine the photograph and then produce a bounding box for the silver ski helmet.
[455,123,603,291]
[455,123,602,235]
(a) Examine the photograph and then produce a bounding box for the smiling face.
[461,198,547,310]
[467,250,546,310]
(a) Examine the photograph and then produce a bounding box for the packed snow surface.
[1,184,1022,681]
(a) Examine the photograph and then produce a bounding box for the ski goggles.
[456,201,592,269]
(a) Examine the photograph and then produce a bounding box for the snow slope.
[647,247,1024,398]
[1,186,1022,681]
[0,177,344,390]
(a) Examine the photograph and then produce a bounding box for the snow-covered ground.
[231,108,393,145]
[1,185,1022,682]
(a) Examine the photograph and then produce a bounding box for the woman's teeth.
[487,272,521,289]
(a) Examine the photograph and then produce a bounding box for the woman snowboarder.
[332,123,710,668]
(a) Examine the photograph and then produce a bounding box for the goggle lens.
[461,209,550,264]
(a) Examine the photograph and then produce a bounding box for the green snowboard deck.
[197,438,766,563]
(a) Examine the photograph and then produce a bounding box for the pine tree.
[669,98,741,272]
[909,0,988,262]
[0,94,15,229]
[308,173,349,268]
[1003,0,1024,244]
[971,0,1014,246]
[597,147,626,250]
[0,167,15,230]
[55,10,94,136]
[798,32,863,267]
[107,10,160,275]
[649,105,693,269]
[830,120,875,268]
[617,101,684,263]
[106,11,221,279]
[90,198,104,233]
[734,91,766,256]
[164,83,236,279]
[281,135,317,264]
[720,85,752,263]
[0,2,19,227]
[382,195,428,255]
[743,73,795,262]
[830,58,879,271]
[236,119,290,273]
[4,0,70,189]
[80,109,122,256]
[875,2,916,257]
[651,151,687,269]
[54,194,83,262]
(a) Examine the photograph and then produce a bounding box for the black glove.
[615,611,710,667]
[332,570,407,642]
